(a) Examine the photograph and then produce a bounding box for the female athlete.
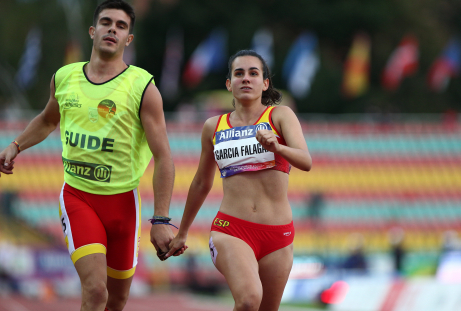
[167,49,312,311]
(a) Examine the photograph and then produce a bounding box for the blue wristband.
[148,217,178,229]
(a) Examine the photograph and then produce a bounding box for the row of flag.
[159,28,461,99]
[344,33,461,96]
[15,26,461,99]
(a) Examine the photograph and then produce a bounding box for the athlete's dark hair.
[227,49,282,107]
[93,0,135,33]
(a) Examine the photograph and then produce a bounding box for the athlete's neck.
[86,53,128,83]
[231,103,267,126]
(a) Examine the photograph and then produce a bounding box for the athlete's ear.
[125,34,134,47]
[262,78,269,91]
[225,79,232,92]
[89,26,95,39]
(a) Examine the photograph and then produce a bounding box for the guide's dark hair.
[227,50,282,106]
[93,0,135,33]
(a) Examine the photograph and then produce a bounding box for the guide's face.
[90,8,133,57]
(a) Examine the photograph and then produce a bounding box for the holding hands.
[164,233,188,260]
[150,224,188,261]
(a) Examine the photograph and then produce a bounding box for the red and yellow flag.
[342,33,371,98]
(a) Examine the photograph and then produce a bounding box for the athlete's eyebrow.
[116,20,129,28]
[234,67,261,72]
[99,16,113,24]
[99,17,129,28]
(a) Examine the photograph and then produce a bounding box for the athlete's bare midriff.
[219,169,292,225]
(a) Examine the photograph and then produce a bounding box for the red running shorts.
[59,183,141,279]
[210,211,294,263]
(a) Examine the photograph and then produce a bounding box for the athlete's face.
[89,9,133,58]
[226,56,269,105]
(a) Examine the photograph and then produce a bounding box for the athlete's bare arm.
[140,83,178,257]
[255,106,312,171]
[165,116,218,258]
[0,75,60,177]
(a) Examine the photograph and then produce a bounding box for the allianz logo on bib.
[255,123,270,131]
[62,157,112,183]
[216,123,272,144]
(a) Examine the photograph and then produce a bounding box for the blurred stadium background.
[1,0,461,310]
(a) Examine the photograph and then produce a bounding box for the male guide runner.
[0,1,185,310]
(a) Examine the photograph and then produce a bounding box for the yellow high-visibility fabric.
[54,62,154,194]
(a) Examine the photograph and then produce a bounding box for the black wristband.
[148,216,178,229]
[151,215,171,222]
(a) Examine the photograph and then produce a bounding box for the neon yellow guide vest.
[54,62,154,194]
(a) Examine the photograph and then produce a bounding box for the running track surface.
[0,293,316,311]
[0,293,233,311]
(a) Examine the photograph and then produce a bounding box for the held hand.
[0,144,18,177]
[150,224,175,261]
[256,129,280,153]
[164,234,188,260]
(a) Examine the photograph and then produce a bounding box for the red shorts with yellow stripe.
[210,211,294,262]
[59,183,141,279]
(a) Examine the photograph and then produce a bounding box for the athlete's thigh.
[258,243,293,311]
[74,253,107,288]
[93,188,141,279]
[210,231,262,299]
[59,184,107,265]
[106,276,133,308]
